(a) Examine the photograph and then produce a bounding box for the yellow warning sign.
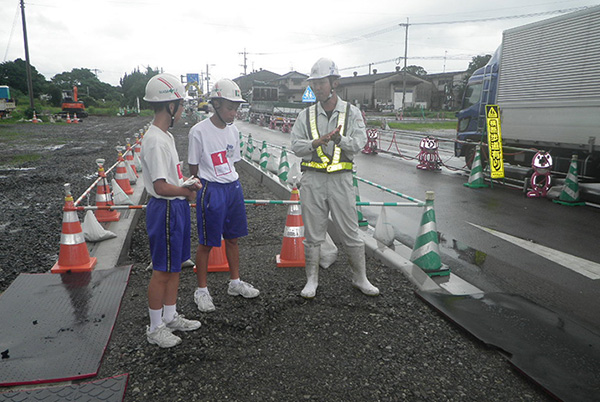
[486,105,504,179]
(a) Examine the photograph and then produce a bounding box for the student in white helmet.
[141,73,202,348]
[188,78,259,312]
[291,58,379,299]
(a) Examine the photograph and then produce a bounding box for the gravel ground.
[0,115,553,401]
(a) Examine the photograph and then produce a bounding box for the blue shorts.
[146,197,191,273]
[196,179,248,247]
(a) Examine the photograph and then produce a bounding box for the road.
[235,119,600,336]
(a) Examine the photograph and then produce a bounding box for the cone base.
[463,182,488,188]
[423,266,451,277]
[51,257,97,274]
[358,219,369,227]
[276,254,305,268]
[95,211,121,222]
[552,199,586,206]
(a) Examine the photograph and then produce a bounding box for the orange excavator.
[61,86,87,117]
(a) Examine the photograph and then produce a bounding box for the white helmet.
[307,57,340,81]
[143,73,185,103]
[210,78,245,103]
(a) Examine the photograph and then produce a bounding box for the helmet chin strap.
[213,101,234,126]
[168,100,181,128]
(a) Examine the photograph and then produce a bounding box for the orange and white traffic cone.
[125,138,139,178]
[94,159,120,222]
[66,113,71,124]
[32,111,39,123]
[276,187,305,267]
[51,183,97,274]
[114,151,134,195]
[72,113,79,124]
[133,133,142,173]
[193,239,230,273]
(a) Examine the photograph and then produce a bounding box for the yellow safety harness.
[301,101,353,173]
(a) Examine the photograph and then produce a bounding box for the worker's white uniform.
[290,96,366,248]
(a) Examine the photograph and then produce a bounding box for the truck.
[455,6,600,181]
[0,85,16,118]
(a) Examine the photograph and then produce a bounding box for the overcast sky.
[1,0,599,89]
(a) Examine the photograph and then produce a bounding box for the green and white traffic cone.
[353,169,369,227]
[410,191,450,277]
[259,141,269,171]
[239,132,244,157]
[278,147,290,184]
[464,147,488,188]
[554,155,586,206]
[245,134,254,161]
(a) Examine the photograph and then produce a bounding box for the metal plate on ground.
[0,373,128,402]
[416,291,600,402]
[0,266,131,387]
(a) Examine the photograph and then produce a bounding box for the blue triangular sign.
[302,86,316,103]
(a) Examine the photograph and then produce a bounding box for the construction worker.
[188,78,259,312]
[290,57,379,299]
[141,73,202,348]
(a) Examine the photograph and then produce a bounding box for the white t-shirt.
[187,118,241,183]
[140,124,185,200]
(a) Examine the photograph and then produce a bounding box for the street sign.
[302,86,316,103]
[486,105,505,179]
[186,73,200,84]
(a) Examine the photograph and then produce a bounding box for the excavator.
[61,86,87,118]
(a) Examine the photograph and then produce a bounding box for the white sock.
[196,287,209,294]
[149,308,163,332]
[163,304,177,324]
[230,278,240,285]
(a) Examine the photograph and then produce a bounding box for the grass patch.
[387,121,456,131]
[1,153,42,166]
[0,130,34,143]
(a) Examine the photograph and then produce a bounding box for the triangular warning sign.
[302,86,316,103]
[486,105,499,119]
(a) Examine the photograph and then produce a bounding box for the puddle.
[440,236,488,267]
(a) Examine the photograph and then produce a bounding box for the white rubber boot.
[301,244,320,299]
[347,245,380,296]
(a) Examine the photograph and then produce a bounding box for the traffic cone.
[66,113,71,124]
[353,170,369,227]
[245,135,254,161]
[464,147,488,188]
[276,187,305,267]
[72,113,79,124]
[94,159,120,222]
[410,191,449,277]
[32,111,39,123]
[51,183,97,274]
[114,151,134,195]
[278,147,290,184]
[239,132,244,157]
[193,239,230,273]
[125,138,139,178]
[133,133,142,172]
[259,141,269,171]
[553,154,586,206]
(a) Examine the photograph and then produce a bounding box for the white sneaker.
[147,324,181,348]
[228,280,260,298]
[165,313,201,332]
[194,290,216,312]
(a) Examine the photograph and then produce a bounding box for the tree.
[51,68,120,102]
[0,59,47,97]
[456,54,493,103]
[401,65,427,76]
[120,66,160,108]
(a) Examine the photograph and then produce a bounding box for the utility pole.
[239,48,248,75]
[400,18,409,115]
[20,0,34,109]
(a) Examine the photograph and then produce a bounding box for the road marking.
[468,222,600,280]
